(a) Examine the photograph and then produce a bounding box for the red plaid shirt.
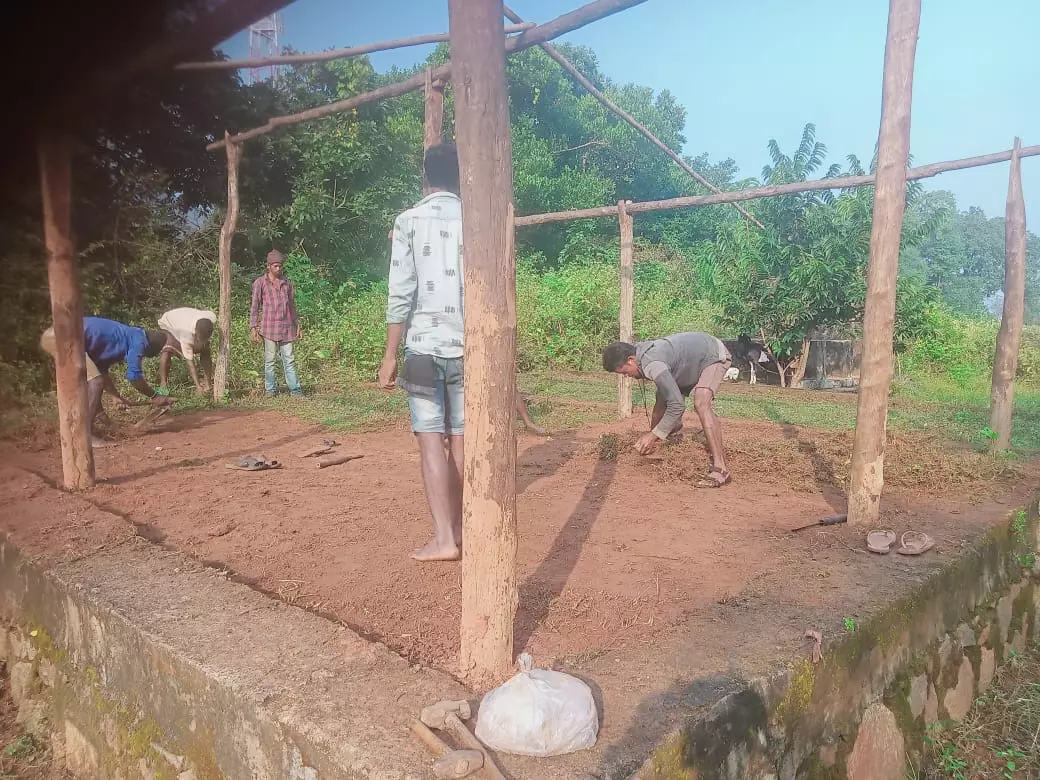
[250,274,298,343]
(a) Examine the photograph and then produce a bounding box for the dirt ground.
[1,406,1033,676]
[3,404,1036,775]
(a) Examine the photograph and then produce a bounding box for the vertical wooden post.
[449,0,519,686]
[39,133,95,490]
[212,133,241,402]
[989,137,1026,452]
[423,66,446,151]
[848,0,921,526]
[617,200,634,418]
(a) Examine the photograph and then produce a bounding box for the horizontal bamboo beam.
[501,5,764,230]
[208,0,649,150]
[177,23,535,71]
[513,143,1040,226]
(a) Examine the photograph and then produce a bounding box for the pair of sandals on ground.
[866,529,935,555]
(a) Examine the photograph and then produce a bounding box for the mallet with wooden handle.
[409,721,484,779]
[421,701,506,780]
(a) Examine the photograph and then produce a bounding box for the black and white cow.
[722,335,771,385]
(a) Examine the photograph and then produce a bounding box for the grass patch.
[5,369,1040,464]
[922,642,1040,779]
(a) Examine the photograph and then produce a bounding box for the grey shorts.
[402,351,464,436]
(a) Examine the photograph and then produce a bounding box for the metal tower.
[247,13,283,85]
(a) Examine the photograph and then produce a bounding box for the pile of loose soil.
[597,424,1021,495]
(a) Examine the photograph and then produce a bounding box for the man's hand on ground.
[377,356,397,390]
[634,431,662,456]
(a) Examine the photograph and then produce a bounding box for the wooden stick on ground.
[848,0,922,527]
[176,24,535,70]
[315,454,364,469]
[208,0,649,150]
[502,5,763,230]
[989,137,1027,451]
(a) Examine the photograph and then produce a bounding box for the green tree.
[704,126,945,383]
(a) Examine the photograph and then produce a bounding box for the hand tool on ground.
[315,453,364,469]
[790,514,848,533]
[421,701,505,780]
[433,750,484,779]
[409,721,484,779]
[132,404,171,431]
[297,439,338,458]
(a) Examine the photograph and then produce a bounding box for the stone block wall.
[0,534,470,779]
[637,500,1040,780]
[3,621,211,780]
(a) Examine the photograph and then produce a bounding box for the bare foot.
[411,540,461,562]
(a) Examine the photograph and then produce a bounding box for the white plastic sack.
[475,653,598,757]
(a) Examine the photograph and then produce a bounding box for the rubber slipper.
[227,455,282,471]
[695,467,731,488]
[866,529,897,554]
[895,531,935,556]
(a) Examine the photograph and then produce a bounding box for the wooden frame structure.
[40,0,1030,684]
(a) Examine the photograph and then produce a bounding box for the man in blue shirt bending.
[41,317,172,447]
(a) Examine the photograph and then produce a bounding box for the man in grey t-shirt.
[602,332,732,488]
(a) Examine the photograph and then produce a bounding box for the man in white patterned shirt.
[378,144,466,562]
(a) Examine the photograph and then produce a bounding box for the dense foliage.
[3,43,1039,400]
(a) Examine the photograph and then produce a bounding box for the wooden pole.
[208,0,649,151]
[617,200,634,418]
[177,24,534,70]
[450,0,519,687]
[989,138,1027,452]
[512,142,1040,226]
[502,5,763,230]
[847,0,921,527]
[423,67,445,151]
[212,134,241,402]
[39,133,95,490]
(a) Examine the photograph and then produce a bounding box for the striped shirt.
[386,191,464,359]
[249,275,298,343]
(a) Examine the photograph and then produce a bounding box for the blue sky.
[222,0,1039,226]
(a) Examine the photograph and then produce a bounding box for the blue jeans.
[405,351,464,435]
[264,339,300,393]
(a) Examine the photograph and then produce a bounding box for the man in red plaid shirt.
[249,250,302,397]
